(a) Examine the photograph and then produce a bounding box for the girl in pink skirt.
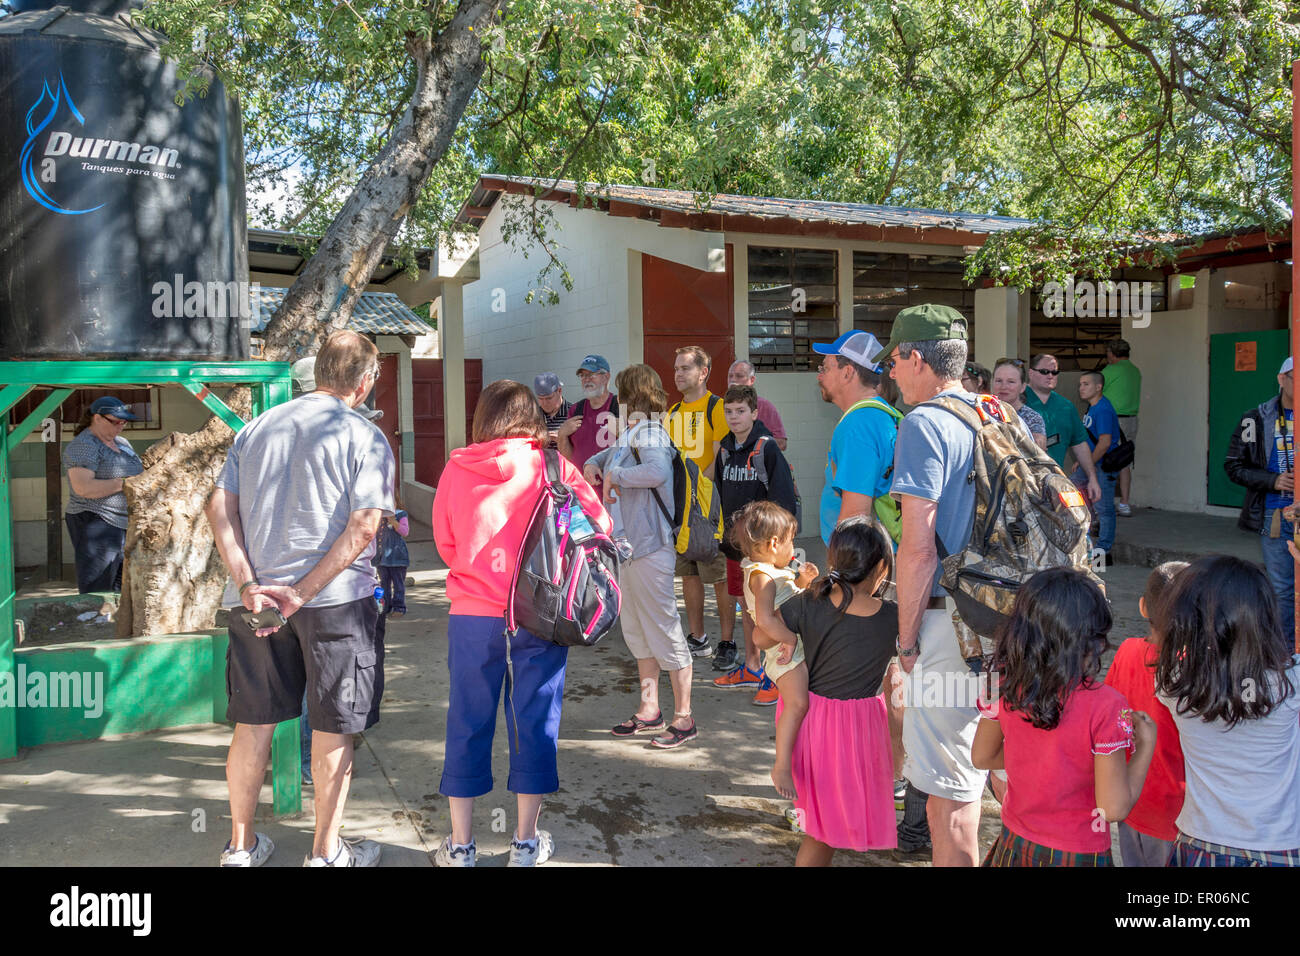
[755,514,898,866]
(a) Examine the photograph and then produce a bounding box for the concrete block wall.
[749,372,840,540]
[463,201,634,391]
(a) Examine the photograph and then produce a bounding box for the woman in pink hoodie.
[431,380,611,867]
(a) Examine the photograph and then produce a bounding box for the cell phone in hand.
[239,607,286,631]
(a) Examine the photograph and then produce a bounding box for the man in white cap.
[1225,355,1295,638]
[809,328,911,831]
[812,330,902,547]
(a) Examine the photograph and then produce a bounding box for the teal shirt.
[1023,389,1088,467]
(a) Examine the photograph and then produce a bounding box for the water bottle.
[374,585,385,611]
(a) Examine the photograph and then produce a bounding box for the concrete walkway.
[0,508,1242,866]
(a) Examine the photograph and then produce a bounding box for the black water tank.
[0,0,249,360]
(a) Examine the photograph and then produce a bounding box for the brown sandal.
[611,711,664,737]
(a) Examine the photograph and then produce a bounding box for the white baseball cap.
[812,331,886,372]
[1281,357,1293,375]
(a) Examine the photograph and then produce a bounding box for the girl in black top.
[758,515,899,866]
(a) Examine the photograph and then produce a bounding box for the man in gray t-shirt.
[880,303,989,868]
[205,330,395,868]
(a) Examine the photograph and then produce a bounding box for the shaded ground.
[0,530,1151,866]
[16,598,115,647]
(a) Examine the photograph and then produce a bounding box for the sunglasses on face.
[102,415,128,426]
[1031,367,1060,377]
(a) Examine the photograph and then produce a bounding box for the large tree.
[116,0,1296,633]
[117,0,733,633]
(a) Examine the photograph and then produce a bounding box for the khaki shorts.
[675,550,728,585]
[621,546,692,671]
[901,602,988,803]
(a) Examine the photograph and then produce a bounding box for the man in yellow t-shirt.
[665,345,735,671]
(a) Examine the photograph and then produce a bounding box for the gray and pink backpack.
[505,448,622,647]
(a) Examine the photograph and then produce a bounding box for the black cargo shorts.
[226,596,383,735]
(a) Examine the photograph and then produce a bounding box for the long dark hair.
[73,409,95,437]
[1152,555,1296,728]
[811,514,894,613]
[992,568,1112,730]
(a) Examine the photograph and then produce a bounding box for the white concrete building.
[446,178,1292,536]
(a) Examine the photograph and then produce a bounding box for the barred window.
[852,252,976,353]
[748,246,839,371]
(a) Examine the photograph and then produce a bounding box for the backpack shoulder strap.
[921,394,982,434]
[543,447,563,485]
[747,435,771,488]
[706,394,720,421]
[863,397,904,424]
[630,444,675,529]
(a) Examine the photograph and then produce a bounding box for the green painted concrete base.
[4,606,301,817]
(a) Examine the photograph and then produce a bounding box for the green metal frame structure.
[1,361,302,815]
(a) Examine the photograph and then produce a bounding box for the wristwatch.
[896,636,919,658]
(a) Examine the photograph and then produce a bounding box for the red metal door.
[642,245,734,399]
[411,358,482,485]
[371,353,401,468]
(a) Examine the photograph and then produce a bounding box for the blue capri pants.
[439,615,568,798]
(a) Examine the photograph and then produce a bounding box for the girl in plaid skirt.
[973,569,1157,867]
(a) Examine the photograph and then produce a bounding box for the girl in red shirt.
[973,568,1157,866]
[1104,561,1189,866]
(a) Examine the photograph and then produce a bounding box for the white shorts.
[619,546,692,671]
[901,603,988,803]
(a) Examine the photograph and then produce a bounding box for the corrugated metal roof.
[458,175,1037,235]
[249,287,431,336]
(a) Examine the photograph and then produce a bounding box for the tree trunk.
[118,388,252,638]
[118,0,503,636]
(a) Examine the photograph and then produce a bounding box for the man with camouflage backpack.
[880,304,1094,867]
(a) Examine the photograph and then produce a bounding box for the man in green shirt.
[1023,353,1102,504]
[1103,338,1141,516]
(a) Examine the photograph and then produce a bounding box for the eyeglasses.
[1030,367,1060,377]
[101,415,127,426]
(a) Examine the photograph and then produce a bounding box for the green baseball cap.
[879,304,969,363]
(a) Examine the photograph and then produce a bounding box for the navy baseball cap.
[534,372,563,396]
[89,396,138,421]
[812,331,886,372]
[576,354,610,375]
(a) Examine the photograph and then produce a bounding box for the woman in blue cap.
[63,396,144,593]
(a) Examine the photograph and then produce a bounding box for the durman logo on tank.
[20,73,183,216]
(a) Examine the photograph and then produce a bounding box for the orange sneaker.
[752,678,780,706]
[713,665,764,689]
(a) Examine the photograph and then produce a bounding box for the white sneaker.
[433,836,477,867]
[1117,502,1133,517]
[507,829,554,867]
[303,837,382,867]
[220,832,274,867]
